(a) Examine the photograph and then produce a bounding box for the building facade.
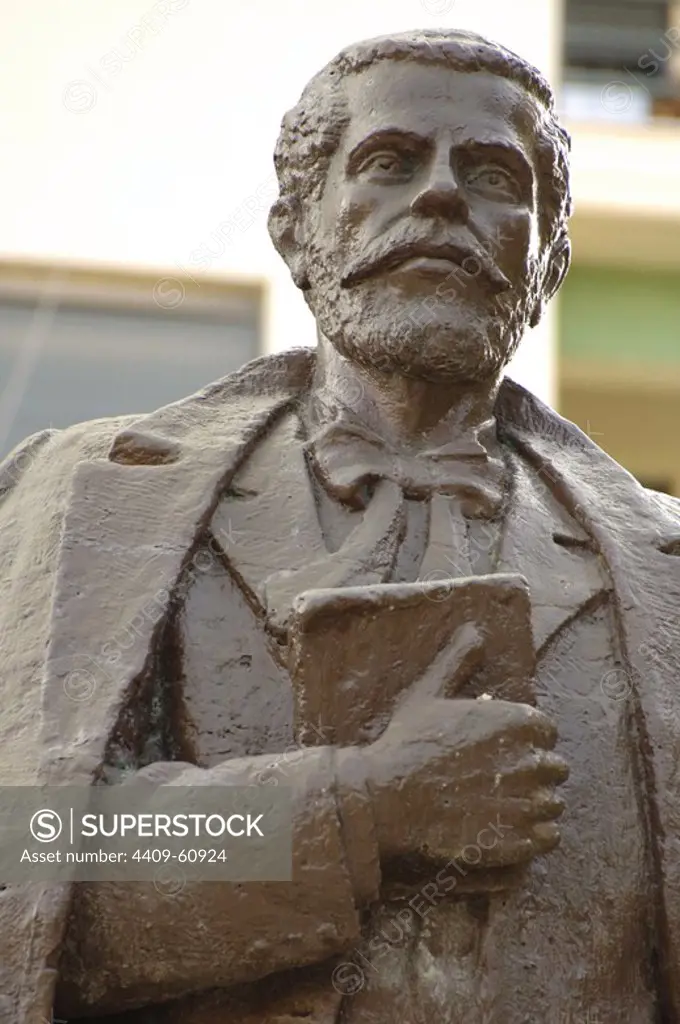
[1,0,678,489]
[560,0,680,494]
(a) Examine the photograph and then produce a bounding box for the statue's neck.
[303,334,502,452]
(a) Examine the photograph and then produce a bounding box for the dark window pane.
[565,0,669,70]
[0,296,261,457]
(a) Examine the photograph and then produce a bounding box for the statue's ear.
[267,196,310,289]
[529,232,571,328]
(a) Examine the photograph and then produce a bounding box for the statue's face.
[303,62,550,383]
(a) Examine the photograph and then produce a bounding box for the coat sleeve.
[0,414,138,784]
[0,415,140,1024]
[55,748,380,1017]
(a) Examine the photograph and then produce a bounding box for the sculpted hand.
[342,697,568,870]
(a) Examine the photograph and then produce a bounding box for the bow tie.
[306,417,506,518]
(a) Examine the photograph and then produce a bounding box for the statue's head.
[268,29,572,384]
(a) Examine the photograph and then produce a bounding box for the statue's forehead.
[341,63,538,148]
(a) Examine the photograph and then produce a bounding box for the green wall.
[559,265,680,365]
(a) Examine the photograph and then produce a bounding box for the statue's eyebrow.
[345,128,429,171]
[454,138,535,187]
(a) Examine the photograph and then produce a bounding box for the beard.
[303,243,539,385]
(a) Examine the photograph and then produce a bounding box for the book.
[288,572,536,747]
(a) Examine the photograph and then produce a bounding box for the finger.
[491,702,558,749]
[481,835,536,868]
[487,791,564,825]
[484,821,562,867]
[528,821,562,856]
[541,752,570,784]
[501,751,569,790]
[531,787,566,822]
[496,791,565,821]
[516,706,558,749]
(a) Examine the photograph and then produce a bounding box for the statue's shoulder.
[0,348,316,501]
[0,412,138,501]
[498,377,680,531]
[644,486,680,524]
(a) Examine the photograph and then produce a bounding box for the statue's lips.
[341,243,511,292]
[387,255,461,277]
[342,243,486,287]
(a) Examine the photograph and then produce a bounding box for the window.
[0,261,262,459]
[562,0,680,121]
[566,0,669,71]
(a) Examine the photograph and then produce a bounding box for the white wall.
[567,119,680,219]
[0,0,562,402]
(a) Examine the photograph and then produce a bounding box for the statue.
[1,28,680,1024]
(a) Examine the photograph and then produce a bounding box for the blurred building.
[0,0,561,459]
[0,0,678,492]
[559,0,680,494]
[0,261,261,455]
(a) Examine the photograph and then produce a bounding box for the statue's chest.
[339,601,656,1024]
[172,538,295,766]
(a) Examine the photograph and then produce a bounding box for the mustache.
[340,236,511,293]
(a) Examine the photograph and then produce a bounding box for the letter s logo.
[30,809,63,843]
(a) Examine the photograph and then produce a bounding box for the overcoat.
[1,349,679,1022]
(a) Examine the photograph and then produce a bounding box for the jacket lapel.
[209,409,327,615]
[497,447,610,656]
[498,378,680,1016]
[209,409,407,638]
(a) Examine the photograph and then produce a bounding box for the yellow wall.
[560,379,680,495]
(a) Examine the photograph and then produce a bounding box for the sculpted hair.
[270,29,572,252]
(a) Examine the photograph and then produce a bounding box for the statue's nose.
[410,169,469,223]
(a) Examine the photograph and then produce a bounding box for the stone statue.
[1,28,680,1024]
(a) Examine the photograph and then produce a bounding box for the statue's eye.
[464,164,521,201]
[478,169,507,188]
[359,151,411,179]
